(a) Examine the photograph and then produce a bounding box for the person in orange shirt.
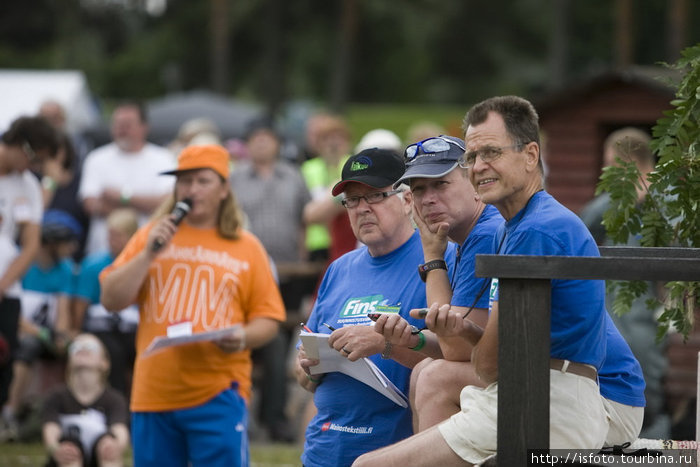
[99,144,285,467]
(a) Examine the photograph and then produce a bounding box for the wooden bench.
[475,246,700,466]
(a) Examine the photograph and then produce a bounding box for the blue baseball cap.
[42,209,83,243]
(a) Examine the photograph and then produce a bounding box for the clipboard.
[300,331,408,407]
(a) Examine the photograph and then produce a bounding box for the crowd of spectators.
[0,94,676,467]
[0,99,427,446]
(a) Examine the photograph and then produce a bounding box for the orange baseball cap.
[161,144,230,179]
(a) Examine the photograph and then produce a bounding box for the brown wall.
[538,78,672,213]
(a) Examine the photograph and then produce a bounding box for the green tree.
[597,43,700,339]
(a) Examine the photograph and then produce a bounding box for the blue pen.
[323,322,336,332]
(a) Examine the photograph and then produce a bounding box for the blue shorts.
[131,388,249,467]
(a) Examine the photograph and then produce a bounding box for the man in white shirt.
[79,101,174,254]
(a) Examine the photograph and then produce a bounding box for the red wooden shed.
[535,66,677,213]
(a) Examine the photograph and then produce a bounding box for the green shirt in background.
[301,156,348,253]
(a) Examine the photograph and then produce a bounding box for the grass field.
[0,441,303,467]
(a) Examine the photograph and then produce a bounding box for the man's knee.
[410,357,434,388]
[416,360,455,393]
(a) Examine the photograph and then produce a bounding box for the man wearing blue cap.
[372,135,503,431]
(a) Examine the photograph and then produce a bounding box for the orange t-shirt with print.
[100,223,285,412]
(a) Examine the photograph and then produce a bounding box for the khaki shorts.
[603,398,644,447]
[438,370,608,464]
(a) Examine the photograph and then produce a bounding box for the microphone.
[152,198,193,252]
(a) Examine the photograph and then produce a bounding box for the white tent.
[0,69,101,134]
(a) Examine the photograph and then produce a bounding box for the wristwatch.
[418,259,447,282]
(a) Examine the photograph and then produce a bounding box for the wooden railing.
[474,246,700,466]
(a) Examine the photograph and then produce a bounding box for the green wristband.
[306,373,321,383]
[409,331,426,351]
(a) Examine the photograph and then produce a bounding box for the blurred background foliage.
[0,0,698,132]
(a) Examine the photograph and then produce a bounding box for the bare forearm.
[303,197,343,225]
[54,296,73,335]
[385,343,427,368]
[425,272,473,360]
[0,223,40,293]
[241,318,280,350]
[424,269,453,309]
[0,254,35,293]
[390,330,443,363]
[101,250,152,311]
[471,308,498,384]
[127,193,169,214]
[295,359,320,392]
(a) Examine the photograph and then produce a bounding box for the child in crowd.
[42,333,129,467]
[73,208,139,398]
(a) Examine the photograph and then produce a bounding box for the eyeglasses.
[405,137,462,160]
[458,144,524,169]
[22,142,38,162]
[341,190,402,209]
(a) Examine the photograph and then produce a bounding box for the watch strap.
[418,259,447,282]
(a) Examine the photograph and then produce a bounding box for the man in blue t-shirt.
[373,134,503,431]
[354,96,645,467]
[294,148,431,467]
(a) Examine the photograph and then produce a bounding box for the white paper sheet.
[143,325,242,357]
[300,331,408,407]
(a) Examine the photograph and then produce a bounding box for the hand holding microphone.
[151,198,193,252]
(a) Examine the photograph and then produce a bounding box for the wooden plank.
[600,246,700,259]
[497,278,551,465]
[475,254,700,282]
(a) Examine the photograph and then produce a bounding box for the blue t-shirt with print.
[451,204,502,309]
[491,191,644,406]
[21,258,76,326]
[303,230,428,467]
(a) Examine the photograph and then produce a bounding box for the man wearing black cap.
[294,148,431,467]
[372,135,503,431]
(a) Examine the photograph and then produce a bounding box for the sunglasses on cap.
[404,136,464,161]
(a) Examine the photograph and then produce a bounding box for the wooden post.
[497,278,551,465]
[476,247,700,466]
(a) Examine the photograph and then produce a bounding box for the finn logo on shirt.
[340,295,384,317]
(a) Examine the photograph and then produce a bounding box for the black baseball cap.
[331,148,405,196]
